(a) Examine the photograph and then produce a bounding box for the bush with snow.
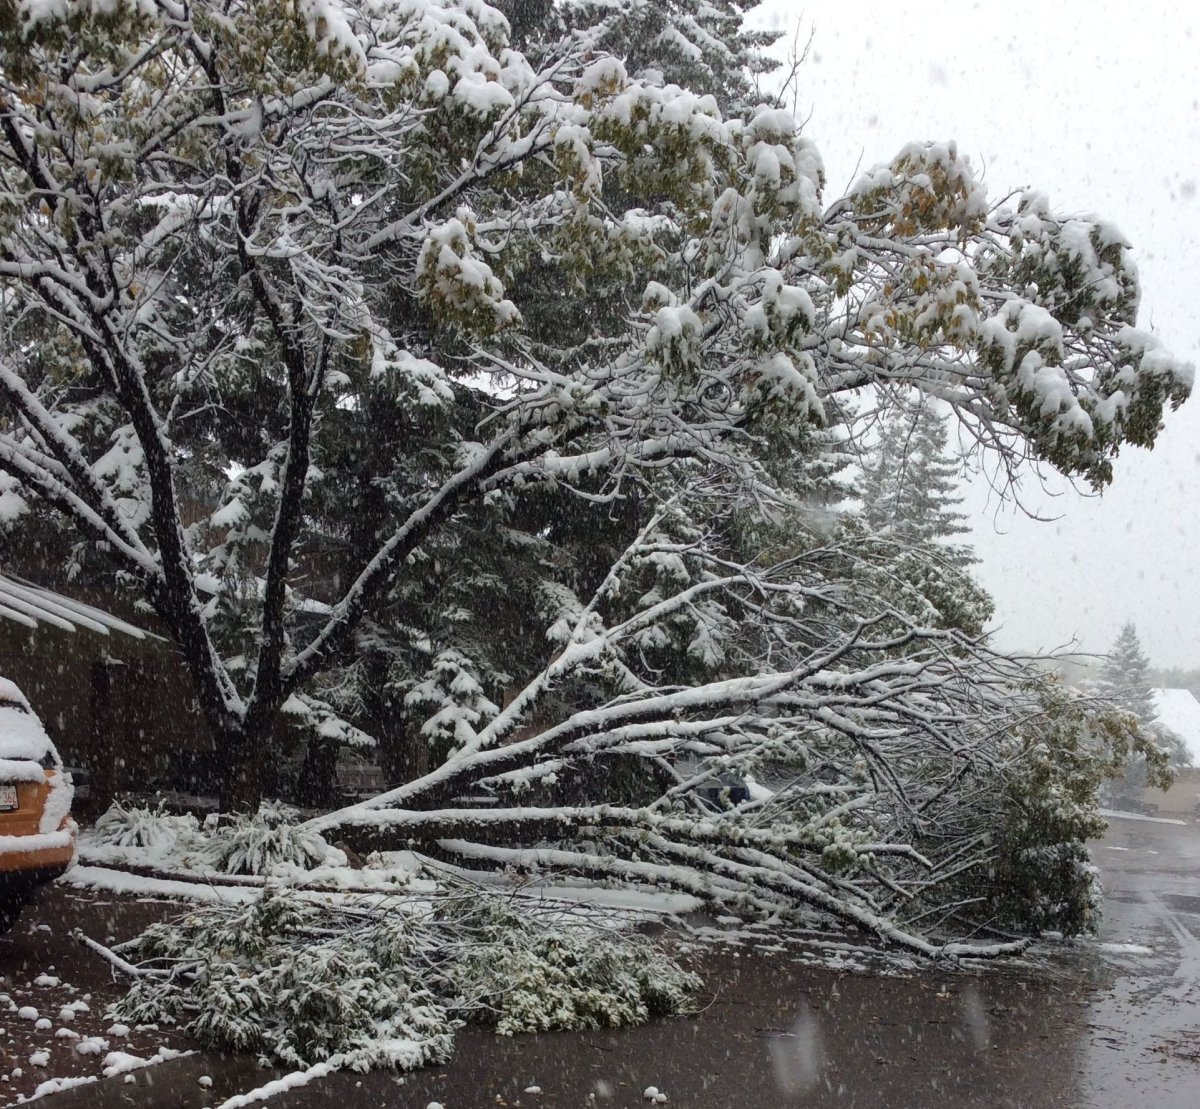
[438,892,700,1036]
[90,802,200,853]
[86,800,344,877]
[190,900,451,1071]
[110,892,452,1071]
[198,802,344,875]
[107,886,698,1072]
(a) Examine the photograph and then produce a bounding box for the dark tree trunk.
[376,711,431,787]
[294,738,339,809]
[394,720,432,784]
[86,659,118,818]
[219,726,267,813]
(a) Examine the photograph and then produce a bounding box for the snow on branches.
[0,0,1190,951]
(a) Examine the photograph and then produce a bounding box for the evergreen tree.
[1100,623,1156,722]
[295,0,794,790]
[853,397,990,635]
[858,396,972,561]
[1099,622,1191,789]
[499,0,780,114]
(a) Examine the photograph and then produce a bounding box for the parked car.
[0,678,77,931]
[335,749,388,802]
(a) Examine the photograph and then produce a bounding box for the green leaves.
[109,884,698,1069]
[416,214,522,335]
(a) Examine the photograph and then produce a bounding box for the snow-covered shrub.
[199,801,344,875]
[90,801,200,853]
[110,891,454,1071]
[438,893,700,1036]
[107,885,699,1072]
[192,903,451,1070]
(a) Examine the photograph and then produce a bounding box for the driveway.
[1076,815,1200,1108]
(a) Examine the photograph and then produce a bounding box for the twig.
[74,929,153,979]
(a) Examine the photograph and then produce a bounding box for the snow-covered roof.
[0,573,148,640]
[1153,688,1200,763]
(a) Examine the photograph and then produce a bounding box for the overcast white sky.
[754,0,1200,668]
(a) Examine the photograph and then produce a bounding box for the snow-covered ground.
[1096,942,1155,957]
[0,929,191,1104]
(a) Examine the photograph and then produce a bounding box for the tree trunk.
[396,721,432,784]
[219,727,267,813]
[377,715,431,786]
[294,738,339,809]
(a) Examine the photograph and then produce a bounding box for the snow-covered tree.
[1100,622,1156,722]
[945,678,1163,935]
[858,397,972,559]
[841,396,991,638]
[1154,727,1192,770]
[498,0,781,113]
[0,0,1193,953]
[1097,623,1188,793]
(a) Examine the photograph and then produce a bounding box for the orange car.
[0,678,76,931]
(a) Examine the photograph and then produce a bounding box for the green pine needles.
[107,886,700,1072]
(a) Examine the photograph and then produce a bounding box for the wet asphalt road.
[1076,816,1200,1107]
[11,815,1200,1108]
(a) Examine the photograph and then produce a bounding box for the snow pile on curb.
[1099,809,1188,826]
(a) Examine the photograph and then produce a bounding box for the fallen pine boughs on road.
[92,884,701,1074]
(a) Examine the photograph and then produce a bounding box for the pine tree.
[1098,622,1190,793]
[301,0,794,791]
[1100,623,1156,723]
[498,0,781,114]
[859,397,972,561]
[851,397,990,635]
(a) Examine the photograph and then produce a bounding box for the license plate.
[0,785,17,811]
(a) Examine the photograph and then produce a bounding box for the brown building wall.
[0,617,216,801]
[1144,767,1200,815]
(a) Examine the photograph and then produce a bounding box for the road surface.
[5,814,1200,1107]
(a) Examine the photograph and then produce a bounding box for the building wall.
[1144,767,1200,815]
[0,618,216,788]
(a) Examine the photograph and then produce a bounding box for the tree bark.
[219,726,267,813]
[294,738,339,809]
[376,715,431,786]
